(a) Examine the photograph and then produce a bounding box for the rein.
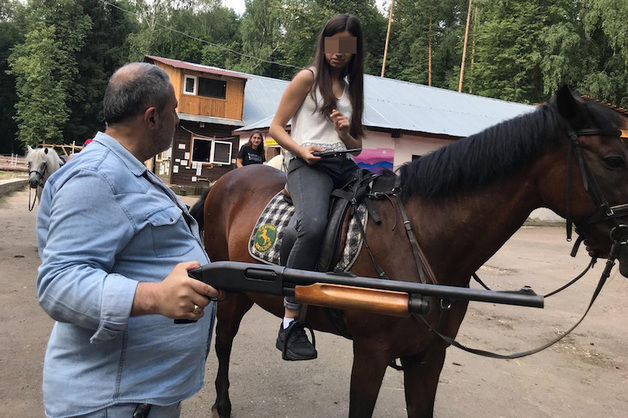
[413,226,628,359]
[359,124,628,364]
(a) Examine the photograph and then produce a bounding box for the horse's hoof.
[211,403,230,418]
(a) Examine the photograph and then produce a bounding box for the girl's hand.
[299,145,324,165]
[331,109,351,140]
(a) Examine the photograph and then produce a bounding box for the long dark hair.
[312,14,365,139]
[246,129,265,154]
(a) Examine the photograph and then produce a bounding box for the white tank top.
[290,68,353,155]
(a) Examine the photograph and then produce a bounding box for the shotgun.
[188,261,543,317]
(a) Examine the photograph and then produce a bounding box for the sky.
[221,0,389,16]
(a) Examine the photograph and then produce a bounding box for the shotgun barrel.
[188,261,544,316]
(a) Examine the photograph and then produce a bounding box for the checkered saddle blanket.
[249,191,367,271]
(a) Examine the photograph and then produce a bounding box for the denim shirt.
[36,132,214,417]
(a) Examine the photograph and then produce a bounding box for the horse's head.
[26,146,48,189]
[548,86,628,276]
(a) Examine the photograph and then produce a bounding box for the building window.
[198,77,226,99]
[212,141,232,164]
[192,137,233,165]
[184,75,197,95]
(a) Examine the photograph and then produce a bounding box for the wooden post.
[469,5,478,93]
[458,0,473,92]
[428,13,432,86]
[381,0,395,78]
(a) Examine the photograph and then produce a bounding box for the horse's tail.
[190,187,211,233]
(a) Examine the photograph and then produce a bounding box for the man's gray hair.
[103,63,172,125]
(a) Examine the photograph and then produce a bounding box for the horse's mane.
[397,97,625,201]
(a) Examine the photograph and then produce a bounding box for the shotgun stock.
[188,261,543,317]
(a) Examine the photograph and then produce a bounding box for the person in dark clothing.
[236,130,266,167]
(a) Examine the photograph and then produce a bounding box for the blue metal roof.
[362,77,534,137]
[231,71,534,137]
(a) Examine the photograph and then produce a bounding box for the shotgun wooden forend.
[294,284,411,317]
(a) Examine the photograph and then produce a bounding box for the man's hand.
[132,261,219,320]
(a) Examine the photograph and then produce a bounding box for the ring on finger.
[192,304,202,315]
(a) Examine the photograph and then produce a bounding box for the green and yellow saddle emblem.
[254,223,278,252]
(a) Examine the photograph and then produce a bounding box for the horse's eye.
[603,156,625,169]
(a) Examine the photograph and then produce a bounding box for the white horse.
[26,146,62,206]
[265,152,286,171]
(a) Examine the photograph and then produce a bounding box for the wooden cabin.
[145,56,248,187]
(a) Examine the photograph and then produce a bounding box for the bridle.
[28,160,46,211]
[564,125,628,253]
[361,122,628,363]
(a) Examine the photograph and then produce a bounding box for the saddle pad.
[249,191,367,272]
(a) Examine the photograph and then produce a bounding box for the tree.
[384,0,466,89]
[0,0,23,154]
[236,0,287,77]
[577,0,628,108]
[9,0,90,145]
[8,0,91,146]
[65,0,137,145]
[127,0,239,65]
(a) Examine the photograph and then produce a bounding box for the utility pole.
[458,0,473,92]
[428,13,432,86]
[381,0,395,78]
[469,5,478,93]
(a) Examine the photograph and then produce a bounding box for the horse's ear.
[27,145,33,153]
[556,85,582,122]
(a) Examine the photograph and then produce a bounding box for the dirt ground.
[1,186,628,417]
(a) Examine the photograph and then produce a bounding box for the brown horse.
[193,86,628,417]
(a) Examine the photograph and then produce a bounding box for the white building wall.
[362,130,563,223]
[394,134,453,169]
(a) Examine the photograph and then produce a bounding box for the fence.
[0,154,27,172]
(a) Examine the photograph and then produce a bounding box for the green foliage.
[128,0,239,64]
[9,24,73,146]
[0,0,23,154]
[384,0,466,89]
[8,0,91,146]
[578,0,628,108]
[2,0,627,152]
[64,0,136,145]
[235,0,287,77]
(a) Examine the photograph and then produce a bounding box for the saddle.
[249,169,381,272]
[313,169,381,271]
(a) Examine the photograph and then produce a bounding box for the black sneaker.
[275,321,317,361]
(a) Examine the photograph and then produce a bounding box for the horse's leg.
[400,348,446,418]
[212,293,255,418]
[348,339,391,418]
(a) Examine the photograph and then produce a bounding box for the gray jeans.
[76,401,181,418]
[283,156,358,311]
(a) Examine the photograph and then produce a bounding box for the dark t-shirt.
[237,144,265,166]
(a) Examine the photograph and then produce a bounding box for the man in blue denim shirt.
[36,62,219,417]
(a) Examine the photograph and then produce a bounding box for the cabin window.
[212,141,232,164]
[184,75,197,95]
[197,77,226,99]
[191,137,233,165]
